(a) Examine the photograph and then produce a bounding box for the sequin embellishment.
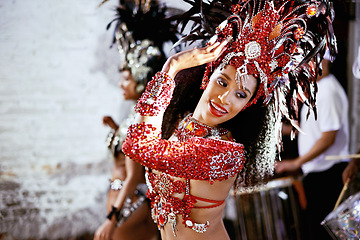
[175,114,228,142]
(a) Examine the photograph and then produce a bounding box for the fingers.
[200,40,228,63]
[342,167,356,184]
[94,230,100,240]
[216,40,229,54]
[274,161,291,174]
[205,40,228,54]
[94,232,109,240]
[94,229,104,240]
[217,40,229,55]
[103,116,108,124]
[205,41,221,52]
[94,222,113,240]
[274,164,284,174]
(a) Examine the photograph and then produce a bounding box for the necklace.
[175,114,229,142]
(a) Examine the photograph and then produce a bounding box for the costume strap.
[117,189,146,226]
[192,196,225,209]
[135,72,175,116]
[185,179,225,209]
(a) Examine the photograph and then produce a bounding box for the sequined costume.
[123,72,246,235]
[106,102,136,158]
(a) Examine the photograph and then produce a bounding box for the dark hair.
[145,54,167,85]
[162,65,206,139]
[236,100,277,189]
[161,65,276,188]
[221,97,266,146]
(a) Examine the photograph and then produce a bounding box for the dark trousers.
[302,162,348,240]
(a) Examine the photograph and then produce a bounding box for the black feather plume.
[106,0,180,55]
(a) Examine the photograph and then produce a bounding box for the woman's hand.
[93,220,116,240]
[162,40,228,79]
[103,116,119,131]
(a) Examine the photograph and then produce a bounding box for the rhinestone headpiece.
[201,0,337,110]
[174,0,337,152]
[115,23,162,85]
[108,0,179,86]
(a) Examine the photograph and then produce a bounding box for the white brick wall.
[0,0,133,238]
[2,1,356,239]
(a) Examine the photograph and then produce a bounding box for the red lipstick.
[209,101,228,117]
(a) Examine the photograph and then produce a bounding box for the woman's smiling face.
[193,65,257,127]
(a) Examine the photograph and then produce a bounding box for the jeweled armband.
[135,72,175,116]
[105,130,115,149]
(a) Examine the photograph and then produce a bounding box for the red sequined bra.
[122,72,246,235]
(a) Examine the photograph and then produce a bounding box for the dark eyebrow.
[220,73,252,95]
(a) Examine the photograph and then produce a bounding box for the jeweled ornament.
[306,4,317,17]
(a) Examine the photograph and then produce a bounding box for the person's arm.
[121,41,231,176]
[295,131,337,166]
[113,156,144,209]
[103,116,119,130]
[134,40,229,125]
[94,156,145,240]
[123,126,245,180]
[276,131,337,173]
[342,154,360,183]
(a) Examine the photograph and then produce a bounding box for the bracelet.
[106,206,121,222]
[109,179,124,191]
[105,130,115,149]
[135,71,175,116]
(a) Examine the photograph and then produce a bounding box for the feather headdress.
[173,0,337,152]
[106,0,180,86]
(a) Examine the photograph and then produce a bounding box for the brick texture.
[1,0,358,239]
[0,0,132,239]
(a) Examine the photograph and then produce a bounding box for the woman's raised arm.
[132,40,229,130]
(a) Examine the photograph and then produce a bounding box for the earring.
[135,84,145,93]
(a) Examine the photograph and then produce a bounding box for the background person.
[94,1,179,239]
[275,56,350,240]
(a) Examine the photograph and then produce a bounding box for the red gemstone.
[223,161,235,170]
[158,213,167,226]
[186,122,194,131]
[194,128,207,136]
[307,5,317,16]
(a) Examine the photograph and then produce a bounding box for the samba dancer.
[94,1,178,239]
[120,0,336,239]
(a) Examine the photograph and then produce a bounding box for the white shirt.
[298,74,349,175]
